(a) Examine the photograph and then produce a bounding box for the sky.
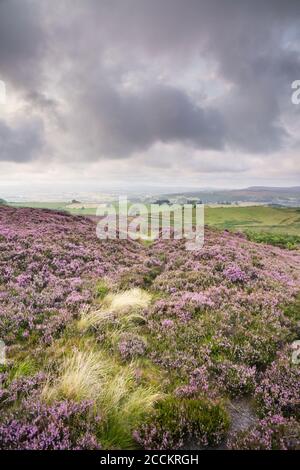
[0,0,300,198]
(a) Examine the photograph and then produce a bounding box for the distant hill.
[161,186,300,207]
[247,186,300,192]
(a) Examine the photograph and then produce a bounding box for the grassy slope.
[7,202,300,235]
[205,206,300,235]
[8,201,98,216]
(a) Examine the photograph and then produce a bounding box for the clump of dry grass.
[42,348,161,413]
[95,363,163,448]
[77,308,113,331]
[42,349,110,402]
[77,288,151,331]
[42,286,161,448]
[104,288,151,313]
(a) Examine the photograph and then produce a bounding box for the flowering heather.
[0,399,100,450]
[118,333,147,360]
[174,366,214,399]
[0,206,300,449]
[0,372,46,406]
[215,361,256,397]
[161,319,175,329]
[133,424,184,450]
[0,206,146,344]
[148,231,300,373]
[223,264,248,283]
[133,396,230,449]
[255,347,300,417]
[228,415,300,450]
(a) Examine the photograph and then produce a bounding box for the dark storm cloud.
[76,83,225,157]
[0,118,45,162]
[0,0,46,88]
[54,0,300,157]
[1,0,300,162]
[0,1,47,162]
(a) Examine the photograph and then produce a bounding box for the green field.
[7,202,300,238]
[205,206,300,235]
[8,201,96,216]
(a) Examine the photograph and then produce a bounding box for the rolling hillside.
[0,206,299,449]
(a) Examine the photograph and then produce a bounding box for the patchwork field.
[8,203,300,235]
[0,206,299,450]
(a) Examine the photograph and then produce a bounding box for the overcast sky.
[0,0,300,197]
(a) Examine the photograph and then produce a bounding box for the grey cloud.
[1,0,300,165]
[55,0,300,158]
[0,118,45,162]
[77,84,225,157]
[0,0,47,88]
[26,91,58,112]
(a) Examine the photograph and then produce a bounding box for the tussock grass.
[42,349,110,402]
[104,288,151,313]
[42,285,161,448]
[97,364,162,449]
[42,345,163,448]
[77,288,151,331]
[77,308,113,331]
[42,348,162,416]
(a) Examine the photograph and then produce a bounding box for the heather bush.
[0,206,146,344]
[118,333,147,360]
[133,396,230,449]
[255,348,300,417]
[228,415,300,450]
[174,366,215,398]
[0,399,101,450]
[215,361,256,397]
[223,264,248,283]
[1,207,300,449]
[0,372,46,406]
[117,266,160,289]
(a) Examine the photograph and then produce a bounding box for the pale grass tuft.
[77,309,113,331]
[98,363,162,417]
[104,288,151,314]
[120,312,146,326]
[99,365,134,412]
[122,386,163,420]
[77,288,151,331]
[42,347,163,448]
[42,349,110,402]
